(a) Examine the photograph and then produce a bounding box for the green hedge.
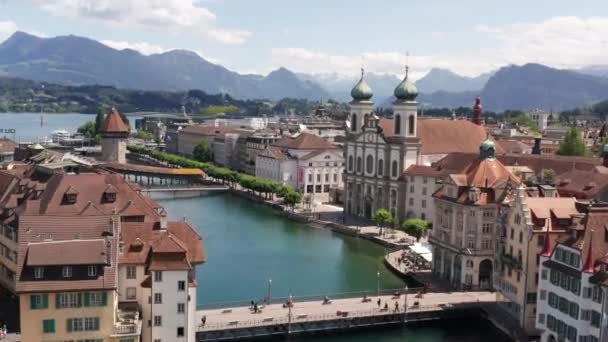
[128,146,301,203]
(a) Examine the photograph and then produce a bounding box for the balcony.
[501,254,523,270]
[111,304,142,337]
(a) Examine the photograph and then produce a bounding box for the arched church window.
[378,159,384,176]
[395,115,401,135]
[392,160,398,178]
[348,156,353,171]
[408,115,415,135]
[351,114,357,131]
[366,155,373,174]
[356,157,362,173]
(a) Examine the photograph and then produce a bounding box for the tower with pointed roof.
[393,65,419,138]
[100,108,129,163]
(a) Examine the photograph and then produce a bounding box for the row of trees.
[127,145,302,209]
[372,209,429,241]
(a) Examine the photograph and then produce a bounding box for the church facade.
[343,68,421,221]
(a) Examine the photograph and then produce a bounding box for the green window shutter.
[66,319,72,332]
[55,293,61,309]
[83,292,90,307]
[42,319,55,333]
[94,317,100,330]
[77,293,82,307]
[42,294,48,309]
[30,295,36,310]
[101,292,107,306]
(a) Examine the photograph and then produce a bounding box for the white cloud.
[30,0,252,44]
[101,39,165,55]
[0,21,18,42]
[272,16,608,78]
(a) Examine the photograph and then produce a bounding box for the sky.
[1,0,608,79]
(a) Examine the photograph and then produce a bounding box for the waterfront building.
[256,132,344,203]
[343,68,494,221]
[430,140,520,290]
[101,109,129,164]
[212,132,240,167]
[0,138,16,162]
[535,204,608,342]
[495,189,579,336]
[176,125,243,157]
[5,169,205,341]
[233,130,281,174]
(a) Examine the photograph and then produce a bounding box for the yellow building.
[495,186,579,337]
[16,215,141,342]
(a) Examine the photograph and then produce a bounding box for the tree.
[542,168,556,185]
[95,108,105,135]
[284,191,301,211]
[401,218,429,241]
[134,130,155,141]
[77,121,97,138]
[556,127,586,156]
[193,139,213,162]
[372,209,392,237]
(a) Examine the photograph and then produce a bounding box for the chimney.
[472,96,483,125]
[532,138,542,155]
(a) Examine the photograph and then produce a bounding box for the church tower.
[100,109,129,163]
[392,66,421,170]
[348,68,374,134]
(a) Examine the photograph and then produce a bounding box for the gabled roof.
[101,110,129,133]
[26,239,107,266]
[461,158,521,189]
[379,118,504,155]
[272,132,337,150]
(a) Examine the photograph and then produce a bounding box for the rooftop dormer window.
[88,265,97,277]
[62,266,72,278]
[34,267,44,279]
[103,192,116,203]
[62,186,79,205]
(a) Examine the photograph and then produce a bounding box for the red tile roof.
[379,118,504,155]
[101,110,129,133]
[26,239,107,266]
[461,158,521,188]
[272,132,338,150]
[0,138,16,154]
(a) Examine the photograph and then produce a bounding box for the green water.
[158,193,511,341]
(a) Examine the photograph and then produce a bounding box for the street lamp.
[403,285,408,323]
[267,278,272,304]
[376,270,380,296]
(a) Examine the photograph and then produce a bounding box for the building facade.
[535,204,608,342]
[100,110,129,164]
[430,140,520,290]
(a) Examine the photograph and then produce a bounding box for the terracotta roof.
[0,138,16,154]
[404,165,446,178]
[26,239,107,266]
[18,173,162,221]
[300,149,342,161]
[120,221,205,266]
[259,147,289,161]
[379,118,504,155]
[461,158,521,188]
[272,132,338,150]
[495,139,532,154]
[16,215,118,293]
[101,110,129,133]
[554,169,608,199]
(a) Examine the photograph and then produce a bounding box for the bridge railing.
[198,302,467,332]
[196,287,425,311]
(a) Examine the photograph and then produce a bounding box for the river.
[0,112,510,341]
[157,193,510,342]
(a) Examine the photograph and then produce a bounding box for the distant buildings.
[256,132,344,203]
[527,109,551,131]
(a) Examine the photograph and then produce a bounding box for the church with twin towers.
[343,66,492,222]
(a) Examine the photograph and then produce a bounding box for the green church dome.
[394,66,418,101]
[479,139,496,160]
[351,68,373,101]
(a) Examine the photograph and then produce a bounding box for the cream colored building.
[430,140,520,290]
[495,188,578,336]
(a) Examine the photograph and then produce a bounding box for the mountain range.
[1,31,608,111]
[0,31,330,101]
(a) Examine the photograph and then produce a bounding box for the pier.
[195,291,496,341]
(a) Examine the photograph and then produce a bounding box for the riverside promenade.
[195,291,496,341]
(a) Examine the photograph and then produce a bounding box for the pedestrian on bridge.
[394,302,399,313]
[377,298,381,308]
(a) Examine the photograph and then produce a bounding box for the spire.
[473,96,483,125]
[540,228,552,257]
[393,63,418,101]
[583,230,595,273]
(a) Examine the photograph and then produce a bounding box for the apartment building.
[430,139,520,290]
[495,188,579,336]
[535,204,608,342]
